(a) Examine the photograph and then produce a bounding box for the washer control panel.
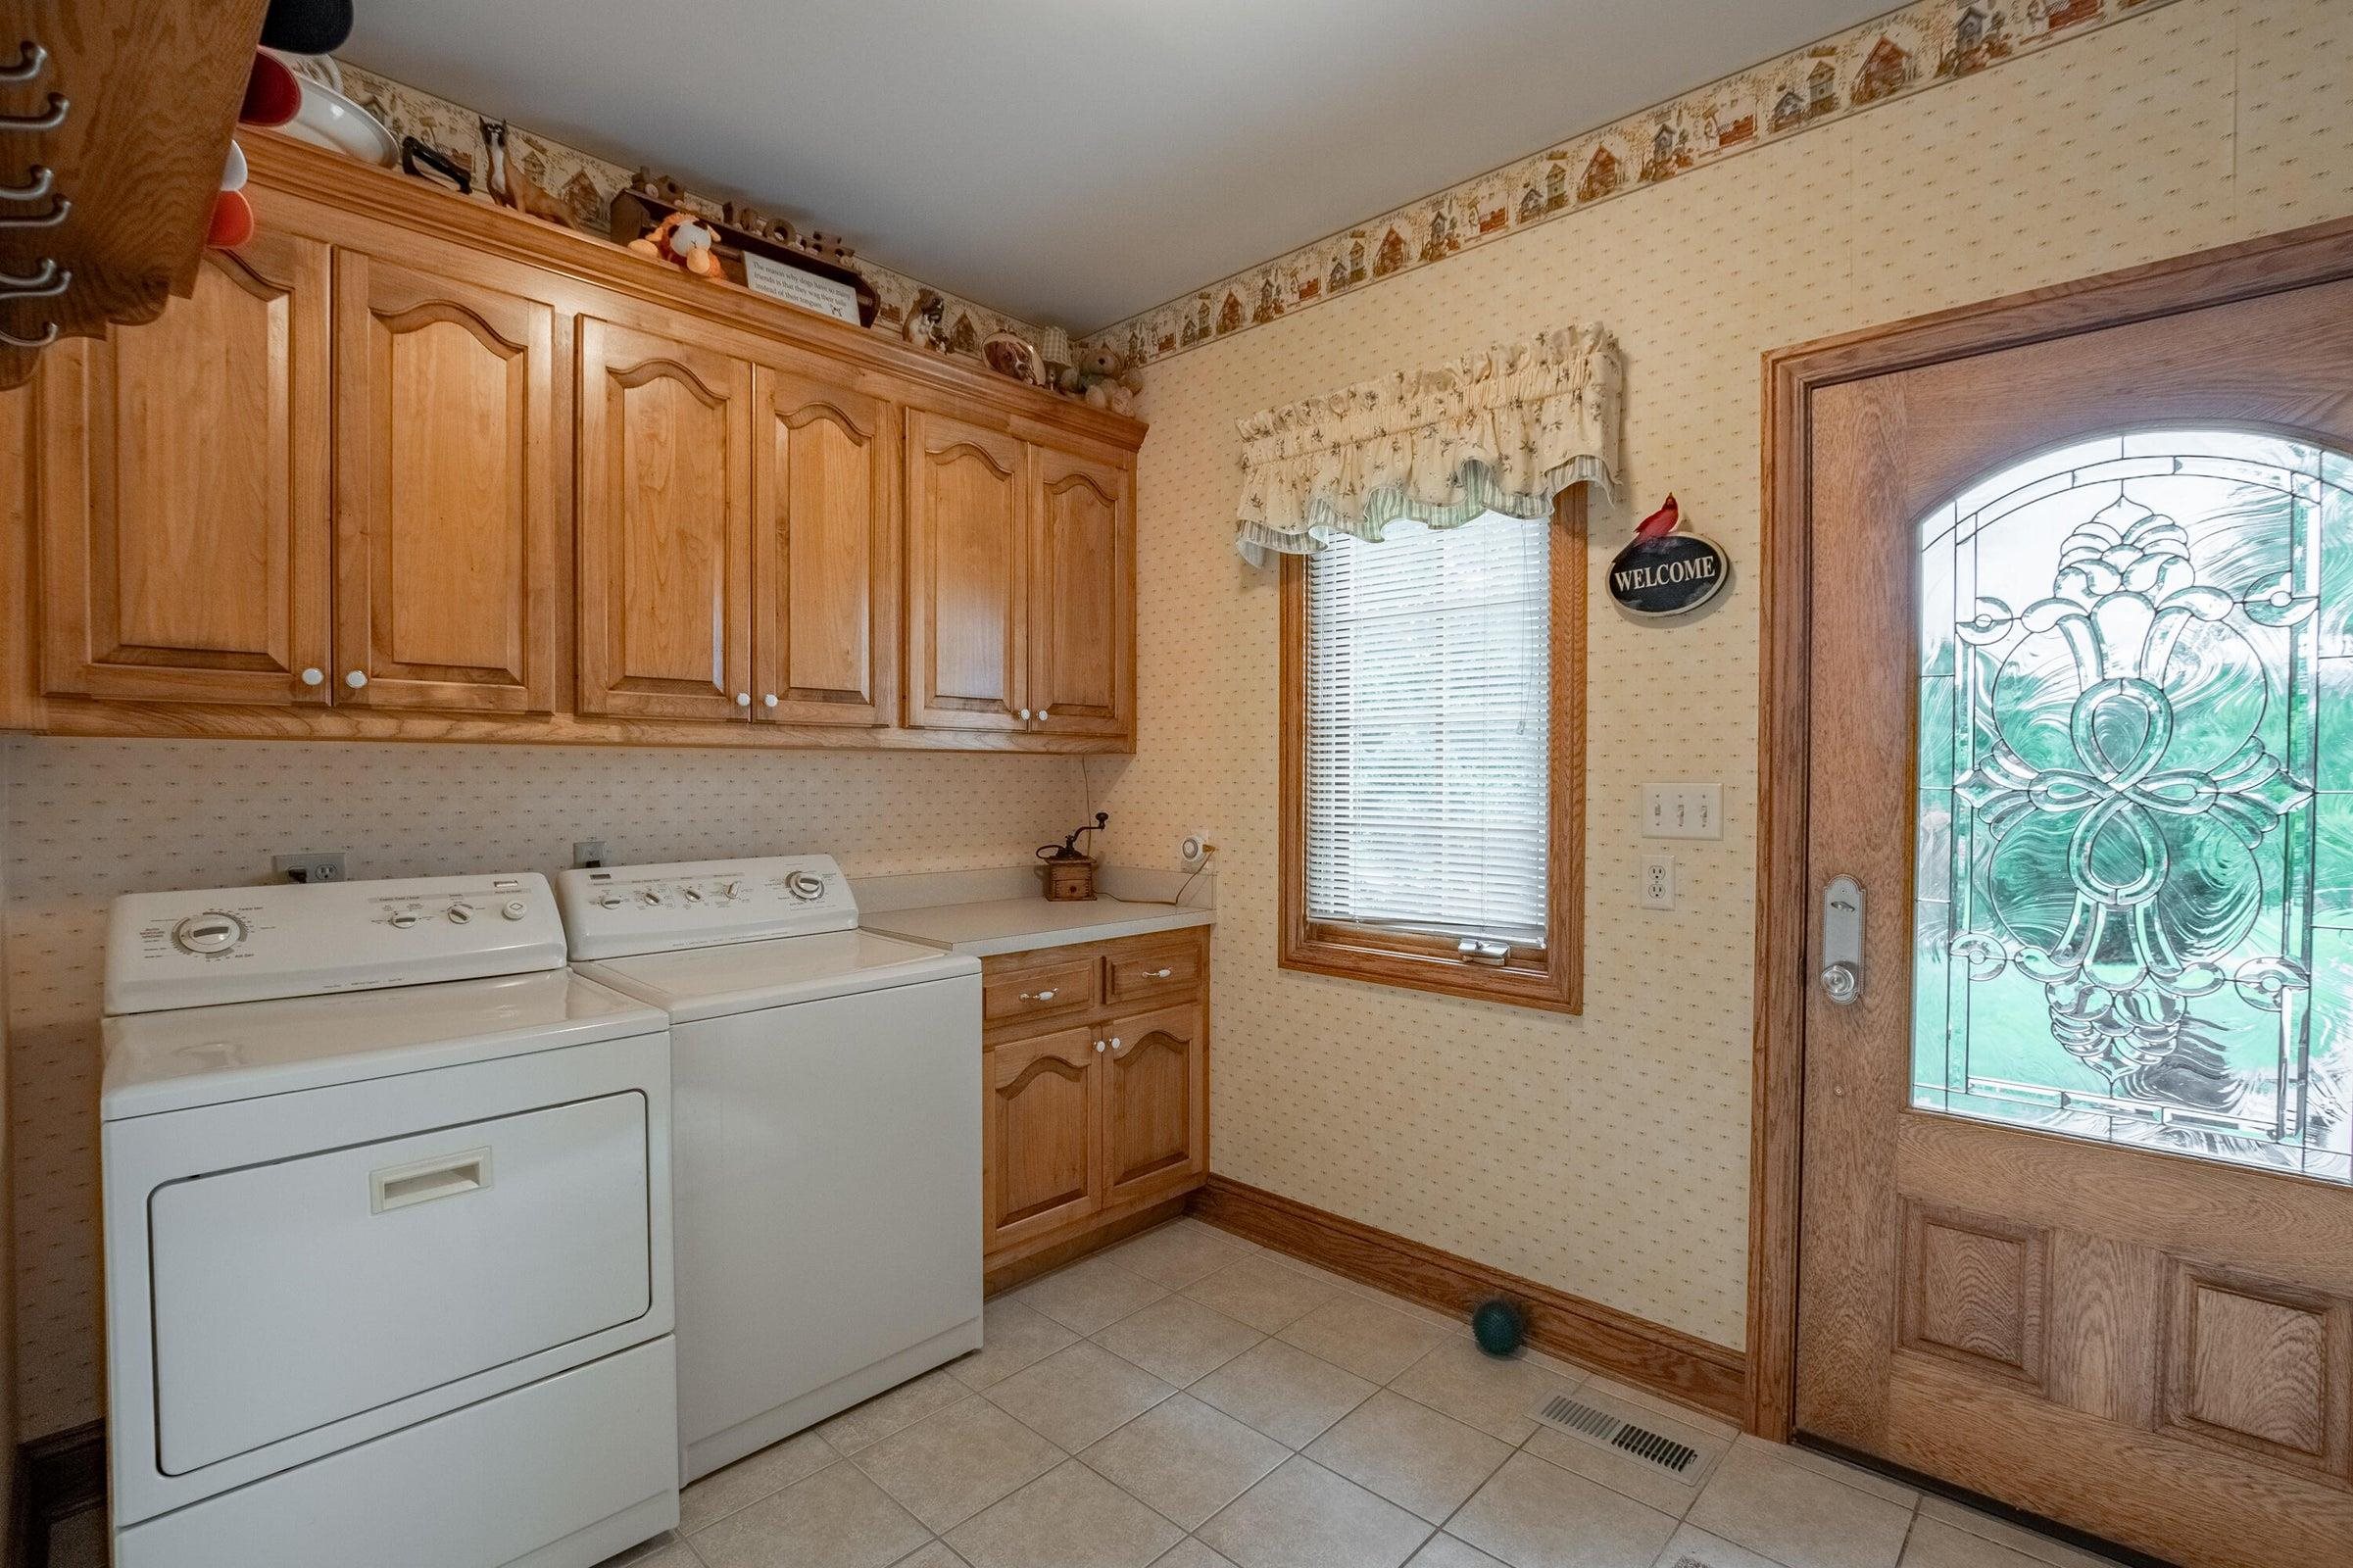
[554,856,856,959]
[105,873,565,1016]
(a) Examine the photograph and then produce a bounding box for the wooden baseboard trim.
[983,1193,1195,1296]
[12,1422,104,1568]
[1190,1175,1748,1427]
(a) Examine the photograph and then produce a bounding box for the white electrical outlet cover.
[1641,854,1675,909]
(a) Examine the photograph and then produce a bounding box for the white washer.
[100,873,678,1568]
[557,856,982,1481]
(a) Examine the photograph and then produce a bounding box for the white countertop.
[860,895,1213,957]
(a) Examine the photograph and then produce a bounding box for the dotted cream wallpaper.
[1088,0,2353,1355]
[3,741,1090,1436]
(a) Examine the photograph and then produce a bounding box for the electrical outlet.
[1640,854,1675,910]
[273,851,347,884]
[573,839,608,868]
[1642,783,1723,840]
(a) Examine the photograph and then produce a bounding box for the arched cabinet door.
[904,409,1027,730]
[985,1027,1103,1250]
[1027,444,1133,739]
[1101,1002,1207,1206]
[37,231,331,705]
[751,364,899,726]
[575,317,754,721]
[333,248,560,713]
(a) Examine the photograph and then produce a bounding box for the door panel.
[576,318,753,721]
[984,1027,1099,1250]
[751,365,897,726]
[905,410,1024,730]
[1101,1002,1205,1205]
[1028,446,1132,738]
[37,233,331,705]
[334,252,560,713]
[1796,271,2353,1568]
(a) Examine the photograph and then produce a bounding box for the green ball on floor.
[1471,1297,1527,1357]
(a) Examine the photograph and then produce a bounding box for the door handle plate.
[1822,875,1863,1004]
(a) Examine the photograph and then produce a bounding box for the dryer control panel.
[554,856,857,959]
[105,873,566,1016]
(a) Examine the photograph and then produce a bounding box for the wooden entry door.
[1789,229,2353,1568]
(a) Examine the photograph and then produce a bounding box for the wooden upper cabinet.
[752,365,898,726]
[577,318,754,721]
[1028,445,1134,739]
[333,251,561,713]
[37,231,332,705]
[905,410,1027,731]
[1101,1002,1206,1206]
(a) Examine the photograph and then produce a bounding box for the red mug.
[240,51,300,127]
[207,188,256,249]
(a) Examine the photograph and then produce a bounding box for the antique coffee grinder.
[1036,812,1108,901]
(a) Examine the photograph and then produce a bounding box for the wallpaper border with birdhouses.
[1077,0,2182,371]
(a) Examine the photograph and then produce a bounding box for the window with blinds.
[1303,512,1551,949]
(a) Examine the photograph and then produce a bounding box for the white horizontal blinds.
[1304,512,1550,948]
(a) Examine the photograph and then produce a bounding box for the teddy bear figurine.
[1074,347,1142,416]
[627,211,721,278]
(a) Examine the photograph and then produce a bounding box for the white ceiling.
[348,0,1893,333]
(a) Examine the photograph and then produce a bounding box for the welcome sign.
[1608,495,1728,617]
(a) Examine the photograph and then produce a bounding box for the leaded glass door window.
[1914,429,2353,1179]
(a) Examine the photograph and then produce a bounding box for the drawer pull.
[1021,989,1056,1003]
[0,42,46,84]
[0,164,51,201]
[370,1148,491,1213]
[1148,967,1174,979]
[0,320,54,349]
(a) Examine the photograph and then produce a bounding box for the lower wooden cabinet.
[982,930,1209,1264]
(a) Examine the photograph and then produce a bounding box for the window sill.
[1280,924,1581,1014]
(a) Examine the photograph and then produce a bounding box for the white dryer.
[100,873,678,1568]
[557,856,982,1481]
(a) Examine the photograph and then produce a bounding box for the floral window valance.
[1233,324,1624,564]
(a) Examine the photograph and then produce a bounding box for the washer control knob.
[721,881,744,900]
[388,910,421,929]
[639,889,662,906]
[445,904,473,925]
[502,899,528,921]
[683,887,704,903]
[597,892,623,908]
[785,870,824,901]
[172,912,245,955]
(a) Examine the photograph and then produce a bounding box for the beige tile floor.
[576,1218,2132,1568]
[36,1218,2129,1568]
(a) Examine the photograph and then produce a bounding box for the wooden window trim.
[1278,487,1585,1015]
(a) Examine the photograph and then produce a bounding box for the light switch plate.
[1642,783,1723,840]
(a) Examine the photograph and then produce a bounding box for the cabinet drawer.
[983,956,1098,1026]
[1106,945,1201,1004]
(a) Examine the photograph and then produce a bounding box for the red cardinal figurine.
[1635,495,1680,540]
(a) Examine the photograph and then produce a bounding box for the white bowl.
[278,75,396,168]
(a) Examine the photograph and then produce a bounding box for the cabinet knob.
[1108,1037,1122,1053]
[1035,708,1050,720]
[735,692,751,707]
[1095,1040,1107,1054]
[299,668,324,687]
[1016,708,1032,720]
[762,694,778,709]
[344,670,368,689]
